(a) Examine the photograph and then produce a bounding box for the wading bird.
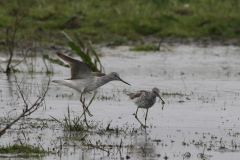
[127,87,165,127]
[52,52,131,121]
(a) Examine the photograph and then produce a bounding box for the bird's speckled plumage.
[127,88,164,109]
[127,87,164,127]
[127,90,157,109]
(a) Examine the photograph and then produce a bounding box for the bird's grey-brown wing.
[127,90,147,100]
[56,52,92,79]
[139,90,149,94]
[92,72,106,77]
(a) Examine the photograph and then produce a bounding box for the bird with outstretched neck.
[52,52,131,126]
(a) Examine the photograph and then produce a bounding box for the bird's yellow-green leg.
[80,94,93,117]
[135,107,144,127]
[145,108,149,127]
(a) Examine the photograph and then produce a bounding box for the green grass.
[1,0,240,44]
[44,33,104,72]
[50,106,87,131]
[0,144,47,154]
[130,44,158,51]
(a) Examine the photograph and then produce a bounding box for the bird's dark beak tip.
[119,78,131,86]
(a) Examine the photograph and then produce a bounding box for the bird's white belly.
[64,79,90,93]
[63,77,108,94]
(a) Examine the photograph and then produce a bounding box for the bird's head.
[152,87,165,104]
[108,72,131,86]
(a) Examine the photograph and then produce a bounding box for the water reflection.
[130,134,157,159]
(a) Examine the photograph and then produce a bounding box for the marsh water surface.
[1,44,240,160]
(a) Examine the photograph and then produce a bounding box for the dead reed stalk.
[0,75,51,137]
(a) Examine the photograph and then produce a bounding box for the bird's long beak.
[117,76,131,86]
[154,91,165,104]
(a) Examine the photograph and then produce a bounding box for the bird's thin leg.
[79,94,86,119]
[83,103,93,117]
[79,101,93,118]
[82,97,90,127]
[83,98,93,117]
[145,108,149,127]
[79,94,87,120]
[80,93,83,101]
[81,102,89,128]
[79,94,93,117]
[135,108,144,126]
[79,107,87,119]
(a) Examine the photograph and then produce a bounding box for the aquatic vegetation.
[0,144,47,154]
[45,32,104,73]
[0,75,50,137]
[50,103,98,131]
[50,106,86,131]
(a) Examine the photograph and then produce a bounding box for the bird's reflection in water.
[129,134,158,159]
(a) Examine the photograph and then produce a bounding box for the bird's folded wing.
[56,52,92,79]
[139,90,148,94]
[127,91,144,100]
[92,72,106,77]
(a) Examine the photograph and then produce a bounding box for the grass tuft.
[0,144,47,154]
[50,105,97,131]
[45,33,104,73]
[130,44,158,51]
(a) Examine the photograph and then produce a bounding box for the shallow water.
[1,45,240,159]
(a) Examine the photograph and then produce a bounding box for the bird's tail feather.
[52,80,67,85]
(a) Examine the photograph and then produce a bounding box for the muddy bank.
[1,36,240,59]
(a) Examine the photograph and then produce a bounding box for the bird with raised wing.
[127,87,165,127]
[52,52,131,119]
